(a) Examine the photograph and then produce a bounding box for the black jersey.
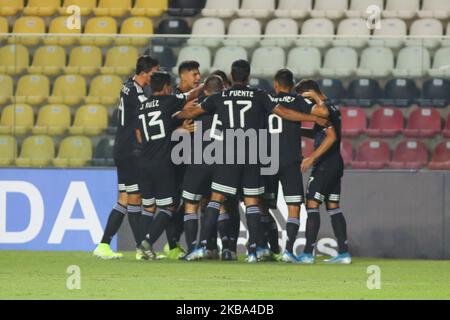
[189,93,215,164]
[113,78,147,160]
[137,94,186,163]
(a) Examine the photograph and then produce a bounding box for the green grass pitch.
[1,251,450,300]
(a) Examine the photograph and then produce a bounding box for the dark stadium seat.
[155,18,190,46]
[417,78,450,108]
[249,78,274,94]
[366,107,404,137]
[144,45,176,71]
[168,0,206,16]
[443,114,450,138]
[107,109,119,134]
[351,139,390,169]
[341,139,353,168]
[92,137,115,166]
[404,107,442,138]
[301,138,314,158]
[341,106,366,137]
[379,78,420,108]
[388,140,428,170]
[316,78,345,105]
[341,78,382,108]
[428,141,450,170]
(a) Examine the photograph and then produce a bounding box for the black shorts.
[182,164,214,203]
[114,156,140,194]
[306,160,344,204]
[264,162,304,207]
[211,164,264,197]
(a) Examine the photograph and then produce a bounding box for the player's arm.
[135,128,142,144]
[175,102,206,119]
[184,84,205,102]
[301,126,337,173]
[273,104,329,127]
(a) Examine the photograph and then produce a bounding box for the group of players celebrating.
[93,55,351,264]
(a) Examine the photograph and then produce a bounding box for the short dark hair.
[295,79,322,95]
[211,69,231,87]
[136,55,159,74]
[150,71,171,92]
[231,59,250,83]
[178,60,200,75]
[274,69,294,89]
[204,75,224,94]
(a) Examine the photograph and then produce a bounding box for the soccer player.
[93,55,159,260]
[294,79,351,265]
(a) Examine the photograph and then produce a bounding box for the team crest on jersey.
[121,85,130,95]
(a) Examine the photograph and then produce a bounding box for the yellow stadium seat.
[48,74,86,106]
[0,17,8,42]
[0,75,13,105]
[28,46,66,76]
[131,0,168,17]
[69,104,107,136]
[0,0,24,16]
[59,0,96,15]
[0,45,29,75]
[23,0,61,16]
[53,135,92,167]
[0,135,17,166]
[116,17,153,46]
[8,16,45,46]
[101,46,138,75]
[15,135,55,167]
[79,17,117,47]
[0,104,34,135]
[94,0,131,17]
[65,46,102,75]
[44,16,81,46]
[13,75,50,106]
[32,104,71,136]
[85,75,122,106]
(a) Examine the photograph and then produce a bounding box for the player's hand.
[315,116,331,127]
[301,157,315,173]
[301,90,321,103]
[183,98,198,110]
[181,119,197,133]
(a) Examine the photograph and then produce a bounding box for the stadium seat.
[260,18,298,48]
[444,114,450,138]
[341,106,366,137]
[107,108,119,134]
[28,46,66,76]
[275,0,312,19]
[23,0,60,16]
[65,46,102,76]
[0,0,24,16]
[59,0,96,15]
[342,78,382,107]
[116,17,153,46]
[366,107,404,137]
[341,139,353,168]
[32,104,71,136]
[155,18,190,47]
[8,16,45,46]
[286,47,321,78]
[311,0,347,19]
[407,19,443,49]
[392,47,431,78]
[0,17,8,42]
[211,46,248,73]
[346,0,384,18]
[131,0,168,17]
[352,139,390,169]
[379,78,421,107]
[428,141,450,170]
[188,17,225,48]
[168,0,206,17]
[53,135,92,167]
[92,137,115,166]
[320,47,358,78]
[417,78,450,108]
[223,18,261,48]
[443,22,450,46]
[333,18,370,48]
[404,108,442,138]
[237,0,275,19]
[15,135,55,167]
[13,75,49,106]
[0,103,34,135]
[251,47,285,77]
[428,47,450,78]
[388,140,428,169]
[44,16,80,46]
[144,45,176,70]
[301,139,314,158]
[202,0,238,18]
[383,0,419,19]
[296,18,334,48]
[79,17,117,47]
[418,0,450,19]
[94,0,131,17]
[85,75,122,106]
[356,47,394,78]
[249,78,274,94]
[172,46,211,75]
[0,45,29,75]
[317,78,346,104]
[48,75,86,106]
[0,75,13,105]
[369,18,406,49]
[0,135,17,166]
[69,104,108,136]
[101,46,138,76]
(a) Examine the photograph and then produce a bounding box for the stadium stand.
[32,104,71,136]
[407,18,443,49]
[48,74,86,106]
[202,0,239,18]
[0,135,17,166]
[428,141,450,170]
[172,46,211,74]
[15,135,55,167]
[379,78,421,107]
[251,47,285,77]
[211,46,248,73]
[53,135,92,167]
[383,0,420,19]
[341,107,367,138]
[116,17,154,46]
[352,139,391,169]
[188,17,225,48]
[65,45,102,76]
[101,46,139,76]
[346,0,384,18]
[260,18,298,48]
[131,0,168,17]
[428,47,450,78]
[444,115,450,138]
[237,0,275,19]
[168,0,206,17]
[44,16,80,46]
[80,16,117,46]
[419,0,450,19]
[69,104,108,136]
[370,18,407,49]
[223,18,261,48]
[274,0,312,19]
[286,47,321,78]
[320,47,358,78]
[392,46,431,78]
[341,139,353,168]
[333,18,370,48]
[0,103,34,135]
[311,0,348,19]
[404,108,442,138]
[356,47,394,78]
[0,0,24,16]
[0,74,13,105]
[92,137,115,167]
[13,75,50,106]
[366,107,404,137]
[94,0,131,17]
[59,0,96,16]
[23,0,60,16]
[8,16,45,46]
[84,75,122,106]
[389,140,429,169]
[296,18,334,48]
[419,78,450,108]
[28,45,66,76]
[155,17,190,46]
[343,78,382,107]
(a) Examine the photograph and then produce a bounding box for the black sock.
[199,209,207,248]
[229,211,240,252]
[304,209,321,254]
[268,215,280,254]
[127,205,142,247]
[204,201,220,250]
[101,203,126,244]
[329,208,348,254]
[148,208,173,245]
[245,205,262,255]
[208,219,218,251]
[286,217,300,254]
[174,204,185,242]
[139,211,154,244]
[260,214,271,248]
[184,213,198,252]
[218,213,231,251]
